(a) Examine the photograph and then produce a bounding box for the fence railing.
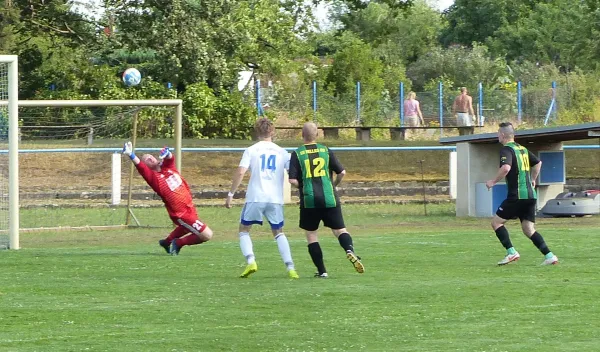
[255,80,563,127]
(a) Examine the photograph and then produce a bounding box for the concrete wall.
[527,142,564,210]
[455,141,564,217]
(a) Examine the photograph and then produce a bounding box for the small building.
[440,122,600,217]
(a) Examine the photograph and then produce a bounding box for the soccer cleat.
[346,250,365,273]
[314,272,328,278]
[240,262,258,278]
[541,255,559,266]
[170,239,181,256]
[288,269,299,279]
[158,239,170,254]
[497,251,520,265]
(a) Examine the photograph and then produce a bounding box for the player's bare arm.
[530,161,542,188]
[486,164,511,190]
[225,166,248,208]
[288,151,300,189]
[333,169,346,187]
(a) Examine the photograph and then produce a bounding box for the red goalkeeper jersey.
[135,156,195,218]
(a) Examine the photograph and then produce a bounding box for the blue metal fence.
[259,80,563,127]
[1,145,597,154]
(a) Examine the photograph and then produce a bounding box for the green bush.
[181,83,255,139]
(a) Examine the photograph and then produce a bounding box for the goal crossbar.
[0,97,184,247]
[0,99,184,170]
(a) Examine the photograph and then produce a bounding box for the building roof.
[439,122,600,145]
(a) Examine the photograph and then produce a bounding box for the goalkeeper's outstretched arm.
[122,141,158,186]
[122,141,141,165]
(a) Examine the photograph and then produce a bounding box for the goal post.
[0,55,19,250]
[0,98,183,238]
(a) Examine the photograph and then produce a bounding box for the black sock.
[308,242,327,274]
[530,232,550,255]
[495,226,513,250]
[337,233,355,253]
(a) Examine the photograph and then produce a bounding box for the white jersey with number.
[239,141,290,204]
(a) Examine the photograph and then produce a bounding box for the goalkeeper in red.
[122,142,213,255]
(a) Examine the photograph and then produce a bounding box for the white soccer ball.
[122,68,142,87]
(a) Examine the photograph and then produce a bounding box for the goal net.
[16,100,182,233]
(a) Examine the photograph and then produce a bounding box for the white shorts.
[457,113,472,127]
[240,202,284,229]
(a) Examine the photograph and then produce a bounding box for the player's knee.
[305,232,318,243]
[491,217,504,230]
[332,228,347,237]
[200,227,214,241]
[521,223,535,237]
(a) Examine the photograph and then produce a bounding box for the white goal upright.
[1,96,184,247]
[0,55,19,250]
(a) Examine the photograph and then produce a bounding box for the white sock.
[275,233,294,270]
[239,232,255,264]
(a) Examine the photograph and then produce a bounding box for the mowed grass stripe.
[1,204,599,351]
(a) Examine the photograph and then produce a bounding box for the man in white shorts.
[452,87,475,127]
[225,118,299,279]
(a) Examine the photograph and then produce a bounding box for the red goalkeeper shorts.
[170,211,207,234]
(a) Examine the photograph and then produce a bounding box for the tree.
[406,44,510,91]
[106,0,304,91]
[338,1,443,64]
[330,0,414,11]
[441,0,540,47]
[325,33,385,97]
[488,0,600,71]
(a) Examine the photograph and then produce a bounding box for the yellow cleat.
[288,269,299,279]
[240,262,258,278]
[346,251,365,273]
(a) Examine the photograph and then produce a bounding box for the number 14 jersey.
[240,141,291,204]
[289,143,345,209]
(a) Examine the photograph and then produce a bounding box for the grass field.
[1,204,599,351]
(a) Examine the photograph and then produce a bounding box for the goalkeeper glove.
[122,141,136,160]
[159,146,172,160]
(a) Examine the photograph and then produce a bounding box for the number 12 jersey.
[289,143,345,209]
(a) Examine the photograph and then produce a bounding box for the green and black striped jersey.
[499,142,541,200]
[288,143,344,208]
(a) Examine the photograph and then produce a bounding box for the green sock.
[545,252,554,259]
[507,247,517,255]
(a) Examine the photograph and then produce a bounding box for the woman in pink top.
[403,91,425,127]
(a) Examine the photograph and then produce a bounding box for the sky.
[436,0,455,11]
[76,0,456,22]
[314,0,454,29]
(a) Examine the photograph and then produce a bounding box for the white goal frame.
[0,55,19,250]
[0,97,183,247]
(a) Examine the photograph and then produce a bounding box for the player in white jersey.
[225,118,299,279]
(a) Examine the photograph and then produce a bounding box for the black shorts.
[299,206,346,231]
[496,199,537,223]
